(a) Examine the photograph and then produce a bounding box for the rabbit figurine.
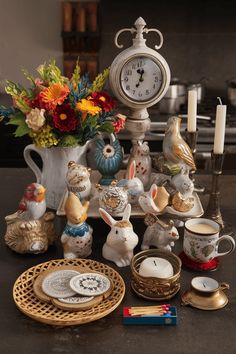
[61,192,93,259]
[117,160,144,204]
[99,204,139,267]
[127,141,152,188]
[141,214,179,252]
[170,168,194,199]
[139,184,170,214]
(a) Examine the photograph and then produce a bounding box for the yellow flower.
[76,98,101,117]
[39,83,69,110]
[30,125,59,148]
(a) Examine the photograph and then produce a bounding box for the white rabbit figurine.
[138,184,160,214]
[141,214,179,252]
[127,141,151,188]
[170,168,194,199]
[99,204,139,267]
[117,160,144,204]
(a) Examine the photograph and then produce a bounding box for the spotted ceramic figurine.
[61,192,93,259]
[99,204,139,267]
[127,141,152,188]
[66,161,92,201]
[98,180,128,216]
[117,160,144,204]
[141,213,179,252]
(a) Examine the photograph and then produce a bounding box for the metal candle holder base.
[204,152,224,229]
[185,129,205,193]
[185,129,198,172]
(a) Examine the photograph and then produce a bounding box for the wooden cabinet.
[61,1,100,80]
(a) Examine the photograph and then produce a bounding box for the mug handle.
[215,235,236,258]
[23,144,43,183]
[219,282,230,291]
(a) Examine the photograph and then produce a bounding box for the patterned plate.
[58,295,94,304]
[42,270,80,298]
[70,272,111,296]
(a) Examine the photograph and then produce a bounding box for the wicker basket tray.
[13,258,125,326]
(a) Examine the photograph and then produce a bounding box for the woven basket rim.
[13,258,126,326]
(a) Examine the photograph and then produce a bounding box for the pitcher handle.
[215,235,236,258]
[23,144,43,183]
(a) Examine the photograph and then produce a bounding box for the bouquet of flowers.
[0,60,126,148]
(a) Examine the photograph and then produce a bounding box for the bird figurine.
[163,116,196,171]
[17,183,47,221]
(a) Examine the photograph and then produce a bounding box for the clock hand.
[136,69,144,87]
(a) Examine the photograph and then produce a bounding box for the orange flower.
[39,83,69,110]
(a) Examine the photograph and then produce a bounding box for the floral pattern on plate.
[70,273,111,296]
[42,270,80,298]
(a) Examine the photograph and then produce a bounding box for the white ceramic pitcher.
[24,143,89,210]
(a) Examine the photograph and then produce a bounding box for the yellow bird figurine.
[163,116,196,171]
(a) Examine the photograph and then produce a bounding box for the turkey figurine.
[17,183,47,221]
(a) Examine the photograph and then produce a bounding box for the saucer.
[58,295,94,304]
[181,289,228,310]
[42,270,80,298]
[70,273,111,296]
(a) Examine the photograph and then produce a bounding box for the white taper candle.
[187,90,197,132]
[213,104,227,154]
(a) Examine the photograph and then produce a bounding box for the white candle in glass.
[187,90,197,132]
[213,103,227,154]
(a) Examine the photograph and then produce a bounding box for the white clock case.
[109,38,171,110]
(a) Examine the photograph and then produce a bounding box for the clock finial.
[134,17,146,42]
[114,18,163,50]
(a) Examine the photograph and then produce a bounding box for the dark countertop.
[0,168,236,354]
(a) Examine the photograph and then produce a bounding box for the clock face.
[120,56,164,102]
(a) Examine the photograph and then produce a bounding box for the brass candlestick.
[204,152,224,229]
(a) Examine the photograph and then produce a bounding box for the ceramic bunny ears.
[127,160,136,180]
[138,184,169,214]
[99,203,131,227]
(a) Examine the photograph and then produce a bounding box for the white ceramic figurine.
[141,214,179,252]
[66,161,92,201]
[99,204,139,267]
[61,192,93,259]
[117,160,144,204]
[4,183,56,254]
[127,141,152,188]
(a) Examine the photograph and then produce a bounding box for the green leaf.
[70,59,81,89]
[89,68,110,93]
[6,111,26,125]
[22,68,36,86]
[14,122,30,137]
[83,115,98,128]
[5,112,30,137]
[99,121,114,133]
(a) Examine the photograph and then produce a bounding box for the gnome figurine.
[61,192,93,259]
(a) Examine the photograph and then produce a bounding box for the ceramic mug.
[183,218,235,263]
